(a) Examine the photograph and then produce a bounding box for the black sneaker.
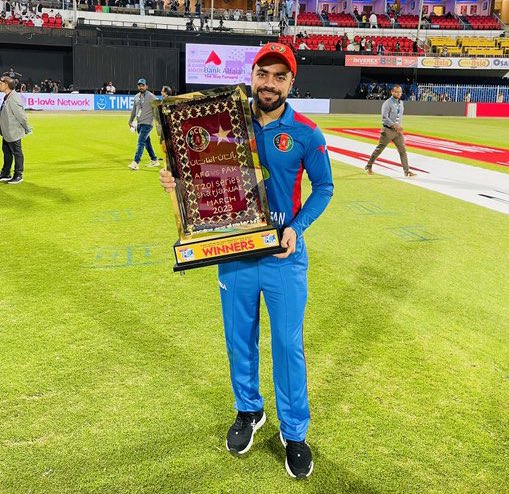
[7,175,23,184]
[0,174,12,182]
[226,410,266,455]
[280,432,314,479]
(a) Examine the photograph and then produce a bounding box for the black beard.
[253,89,287,112]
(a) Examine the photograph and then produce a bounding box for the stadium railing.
[417,83,509,103]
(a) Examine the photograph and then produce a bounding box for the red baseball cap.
[252,43,297,76]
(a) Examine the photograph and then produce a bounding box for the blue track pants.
[218,244,310,442]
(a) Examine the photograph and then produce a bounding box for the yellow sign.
[458,58,490,68]
[174,228,281,264]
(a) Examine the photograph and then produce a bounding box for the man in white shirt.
[369,12,377,28]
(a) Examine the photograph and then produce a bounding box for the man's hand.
[160,168,176,193]
[394,124,403,133]
[274,227,297,259]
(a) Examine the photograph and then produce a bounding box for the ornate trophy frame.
[154,84,284,271]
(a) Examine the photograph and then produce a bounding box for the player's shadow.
[219,417,380,493]
[0,182,71,210]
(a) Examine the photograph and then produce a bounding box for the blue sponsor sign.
[94,94,135,111]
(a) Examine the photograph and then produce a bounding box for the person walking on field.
[160,42,334,479]
[365,84,416,177]
[0,76,31,184]
[128,78,159,170]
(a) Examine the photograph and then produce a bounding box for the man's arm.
[289,127,334,238]
[128,97,137,126]
[11,95,30,133]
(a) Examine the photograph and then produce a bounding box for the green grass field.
[1,113,508,493]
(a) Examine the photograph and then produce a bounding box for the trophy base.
[173,228,286,272]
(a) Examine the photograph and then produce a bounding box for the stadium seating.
[0,13,63,28]
[428,14,462,30]
[327,12,357,27]
[396,15,419,29]
[279,34,423,54]
[377,15,392,28]
[428,36,508,56]
[462,15,502,30]
[295,12,322,26]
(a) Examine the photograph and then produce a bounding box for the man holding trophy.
[160,43,334,479]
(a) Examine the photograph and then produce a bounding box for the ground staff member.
[0,76,31,185]
[365,84,416,177]
[160,43,334,479]
[128,78,159,170]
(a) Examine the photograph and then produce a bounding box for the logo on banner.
[262,233,277,246]
[421,58,452,68]
[179,247,195,261]
[205,50,222,65]
[492,59,509,68]
[96,96,107,110]
[458,58,490,68]
[186,126,210,152]
[273,133,294,152]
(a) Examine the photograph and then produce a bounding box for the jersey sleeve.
[289,127,334,237]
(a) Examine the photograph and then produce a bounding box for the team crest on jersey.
[273,133,293,152]
[186,126,210,152]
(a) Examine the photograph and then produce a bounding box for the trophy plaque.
[154,84,285,271]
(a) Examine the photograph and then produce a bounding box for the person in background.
[369,11,377,28]
[127,78,159,170]
[298,39,310,50]
[365,84,416,177]
[106,82,116,94]
[0,76,31,184]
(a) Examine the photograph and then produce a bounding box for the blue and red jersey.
[252,103,334,238]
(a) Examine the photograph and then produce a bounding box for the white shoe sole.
[146,162,160,167]
[7,178,23,184]
[226,412,266,455]
[280,431,314,479]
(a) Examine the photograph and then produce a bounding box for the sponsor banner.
[490,58,509,70]
[346,55,507,70]
[345,55,418,68]
[418,57,496,70]
[474,103,509,118]
[94,94,135,111]
[186,43,260,85]
[2,92,328,114]
[21,93,94,110]
[174,228,280,264]
[287,98,330,114]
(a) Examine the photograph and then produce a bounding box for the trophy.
[154,84,285,271]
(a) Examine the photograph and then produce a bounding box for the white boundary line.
[324,132,509,216]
